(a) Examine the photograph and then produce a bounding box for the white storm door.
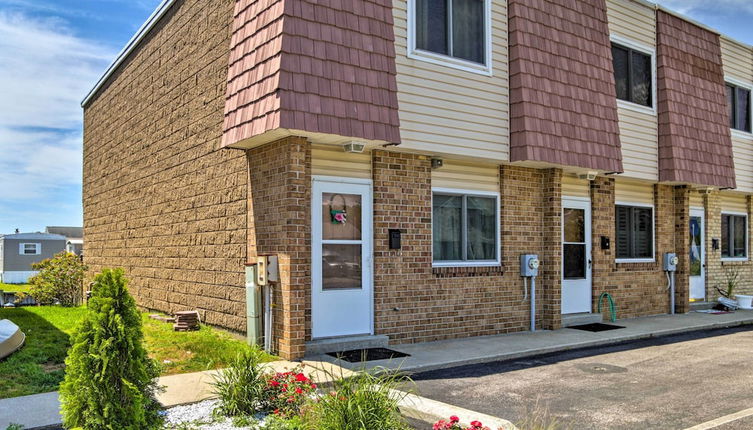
[562,198,592,314]
[689,208,705,302]
[312,178,373,339]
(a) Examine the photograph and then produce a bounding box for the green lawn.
[0,283,32,293]
[0,306,274,399]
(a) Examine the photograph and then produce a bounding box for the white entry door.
[312,178,373,338]
[562,198,592,314]
[689,208,705,302]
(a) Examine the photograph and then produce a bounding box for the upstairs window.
[726,83,751,133]
[615,205,654,260]
[721,213,747,259]
[612,43,653,108]
[414,0,487,65]
[20,243,40,255]
[432,191,499,265]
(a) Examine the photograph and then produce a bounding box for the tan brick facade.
[705,192,753,300]
[246,136,311,359]
[370,153,562,345]
[83,0,249,331]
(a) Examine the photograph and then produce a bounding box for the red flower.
[295,373,308,382]
[295,387,303,394]
[269,380,280,387]
[450,415,459,423]
[311,383,317,389]
[470,421,482,429]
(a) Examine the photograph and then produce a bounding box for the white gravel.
[162,399,268,429]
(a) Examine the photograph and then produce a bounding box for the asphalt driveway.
[411,326,753,430]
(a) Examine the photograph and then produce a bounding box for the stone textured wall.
[370,152,562,345]
[246,136,310,359]
[82,0,250,331]
[590,177,680,319]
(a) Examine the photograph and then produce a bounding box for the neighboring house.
[82,0,753,359]
[45,226,84,256]
[0,233,66,283]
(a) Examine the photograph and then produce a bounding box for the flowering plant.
[434,416,493,430]
[263,368,317,417]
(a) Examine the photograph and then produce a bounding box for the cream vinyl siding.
[432,160,499,192]
[311,145,371,179]
[615,180,654,205]
[732,135,753,193]
[606,0,659,181]
[721,37,753,193]
[606,0,655,48]
[689,191,704,208]
[562,176,590,199]
[721,36,753,83]
[393,0,509,161]
[720,193,748,213]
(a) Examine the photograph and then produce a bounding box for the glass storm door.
[311,178,373,338]
[562,198,592,314]
[689,208,705,302]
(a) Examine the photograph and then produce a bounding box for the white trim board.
[81,0,176,107]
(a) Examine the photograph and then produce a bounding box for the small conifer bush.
[60,268,162,429]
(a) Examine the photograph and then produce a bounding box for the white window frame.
[725,76,753,139]
[614,201,656,263]
[721,211,749,262]
[407,0,493,76]
[610,35,657,116]
[431,187,501,267]
[19,243,41,255]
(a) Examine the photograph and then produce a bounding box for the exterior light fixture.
[343,142,365,153]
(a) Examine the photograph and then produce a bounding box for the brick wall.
[246,136,310,359]
[370,152,561,345]
[82,0,250,331]
[590,177,678,319]
[705,193,753,301]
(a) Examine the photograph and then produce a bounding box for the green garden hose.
[598,292,616,322]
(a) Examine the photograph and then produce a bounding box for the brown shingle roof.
[508,0,623,173]
[222,0,400,147]
[656,11,735,188]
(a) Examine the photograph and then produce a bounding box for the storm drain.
[326,347,410,362]
[568,323,625,332]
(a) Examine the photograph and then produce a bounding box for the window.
[413,0,488,67]
[432,191,499,265]
[611,43,653,108]
[615,205,653,260]
[721,213,747,259]
[20,243,40,255]
[726,83,751,133]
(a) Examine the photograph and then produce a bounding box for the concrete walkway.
[312,310,753,373]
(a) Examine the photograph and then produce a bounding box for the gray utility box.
[663,253,678,272]
[520,254,540,277]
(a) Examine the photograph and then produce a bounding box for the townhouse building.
[82,0,753,359]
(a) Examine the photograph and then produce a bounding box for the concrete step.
[690,301,715,311]
[562,312,603,327]
[306,334,389,356]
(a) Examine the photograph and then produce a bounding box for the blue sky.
[0,1,752,234]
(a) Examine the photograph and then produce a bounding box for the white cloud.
[0,11,114,129]
[655,0,753,17]
[0,11,112,231]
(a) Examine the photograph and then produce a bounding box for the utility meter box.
[255,255,279,286]
[663,253,678,272]
[520,254,540,277]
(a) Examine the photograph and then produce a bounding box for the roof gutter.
[80,0,177,108]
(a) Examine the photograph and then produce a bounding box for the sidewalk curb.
[390,317,753,374]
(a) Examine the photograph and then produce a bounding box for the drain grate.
[326,347,410,363]
[568,323,625,332]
